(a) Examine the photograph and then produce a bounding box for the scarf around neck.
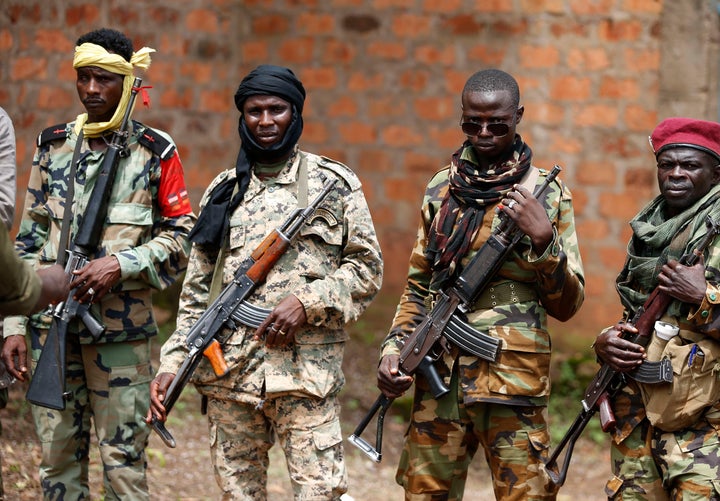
[426,135,532,290]
[616,183,720,315]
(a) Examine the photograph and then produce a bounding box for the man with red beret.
[593,117,720,499]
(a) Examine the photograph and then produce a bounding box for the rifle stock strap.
[57,130,84,266]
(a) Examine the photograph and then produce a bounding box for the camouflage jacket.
[610,194,720,443]
[4,120,195,343]
[158,149,383,403]
[381,166,585,407]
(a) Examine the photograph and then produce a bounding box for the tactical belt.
[473,280,538,310]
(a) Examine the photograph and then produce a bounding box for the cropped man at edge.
[377,69,585,501]
[1,28,195,500]
[148,65,383,500]
[593,118,720,500]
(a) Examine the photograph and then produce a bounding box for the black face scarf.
[188,65,306,248]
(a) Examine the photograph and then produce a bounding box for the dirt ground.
[0,333,611,500]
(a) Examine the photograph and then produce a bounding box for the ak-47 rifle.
[150,177,338,448]
[26,77,144,410]
[544,215,720,487]
[349,165,562,462]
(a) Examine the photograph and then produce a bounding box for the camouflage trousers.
[396,367,556,501]
[606,416,720,500]
[204,392,347,500]
[30,330,154,501]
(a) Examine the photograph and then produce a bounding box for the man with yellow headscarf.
[1,28,196,500]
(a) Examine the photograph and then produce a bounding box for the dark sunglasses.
[460,121,511,137]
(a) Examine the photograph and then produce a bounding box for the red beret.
[650,117,720,160]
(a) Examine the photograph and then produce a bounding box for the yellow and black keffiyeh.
[72,42,155,138]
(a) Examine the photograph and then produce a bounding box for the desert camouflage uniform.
[4,120,195,500]
[604,199,720,500]
[159,148,383,500]
[381,162,585,501]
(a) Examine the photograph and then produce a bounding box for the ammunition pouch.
[473,280,538,310]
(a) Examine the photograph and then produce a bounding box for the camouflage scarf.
[616,184,720,317]
[427,136,532,290]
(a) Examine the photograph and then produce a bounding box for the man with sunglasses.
[377,69,585,500]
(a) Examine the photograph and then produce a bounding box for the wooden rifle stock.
[151,177,338,448]
[350,166,563,462]
[545,215,720,487]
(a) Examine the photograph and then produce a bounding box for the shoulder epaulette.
[137,127,176,160]
[37,123,69,147]
[318,156,361,191]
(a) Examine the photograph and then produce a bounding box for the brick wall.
[1,0,716,340]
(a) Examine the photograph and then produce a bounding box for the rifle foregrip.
[203,339,229,377]
[598,392,616,432]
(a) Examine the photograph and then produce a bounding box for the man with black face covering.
[148,65,383,499]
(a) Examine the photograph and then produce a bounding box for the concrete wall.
[0,0,718,340]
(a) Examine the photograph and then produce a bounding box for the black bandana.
[189,65,306,248]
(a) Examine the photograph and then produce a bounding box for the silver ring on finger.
[507,200,517,210]
[269,324,279,332]
[87,287,96,296]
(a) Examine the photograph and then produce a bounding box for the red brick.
[322,39,356,64]
[549,134,583,154]
[600,77,639,100]
[625,167,656,191]
[366,41,407,60]
[567,47,610,70]
[339,122,377,144]
[368,97,408,118]
[403,151,442,175]
[242,41,270,63]
[577,219,610,241]
[381,125,424,147]
[347,73,384,91]
[467,45,506,65]
[414,44,456,66]
[490,19,529,36]
[199,89,231,113]
[303,122,329,143]
[571,187,588,216]
[278,37,314,64]
[523,102,564,125]
[473,0,513,12]
[398,70,429,92]
[550,21,588,37]
[35,30,72,53]
[569,0,614,15]
[550,76,591,101]
[373,0,416,8]
[576,161,617,186]
[422,0,463,12]
[299,67,337,89]
[598,19,644,41]
[574,104,620,127]
[327,96,358,118]
[427,127,462,151]
[36,87,74,110]
[599,192,643,220]
[441,15,484,36]
[599,246,628,271]
[11,57,47,81]
[520,0,565,14]
[413,97,455,121]
[146,61,176,85]
[157,34,189,57]
[519,45,560,68]
[622,0,662,13]
[252,15,289,35]
[66,5,100,26]
[180,62,215,84]
[623,48,660,71]
[624,105,657,132]
[0,30,13,50]
[159,88,193,109]
[358,149,391,173]
[185,10,219,33]
[385,176,422,203]
[297,13,335,34]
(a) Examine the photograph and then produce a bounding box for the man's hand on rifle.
[254,294,307,347]
[146,372,175,424]
[593,323,646,373]
[36,263,71,308]
[657,258,706,305]
[72,255,122,303]
[377,354,414,399]
[500,184,554,255]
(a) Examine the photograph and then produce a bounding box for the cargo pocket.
[312,417,342,451]
[37,197,66,262]
[106,362,153,431]
[105,203,153,254]
[488,325,551,397]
